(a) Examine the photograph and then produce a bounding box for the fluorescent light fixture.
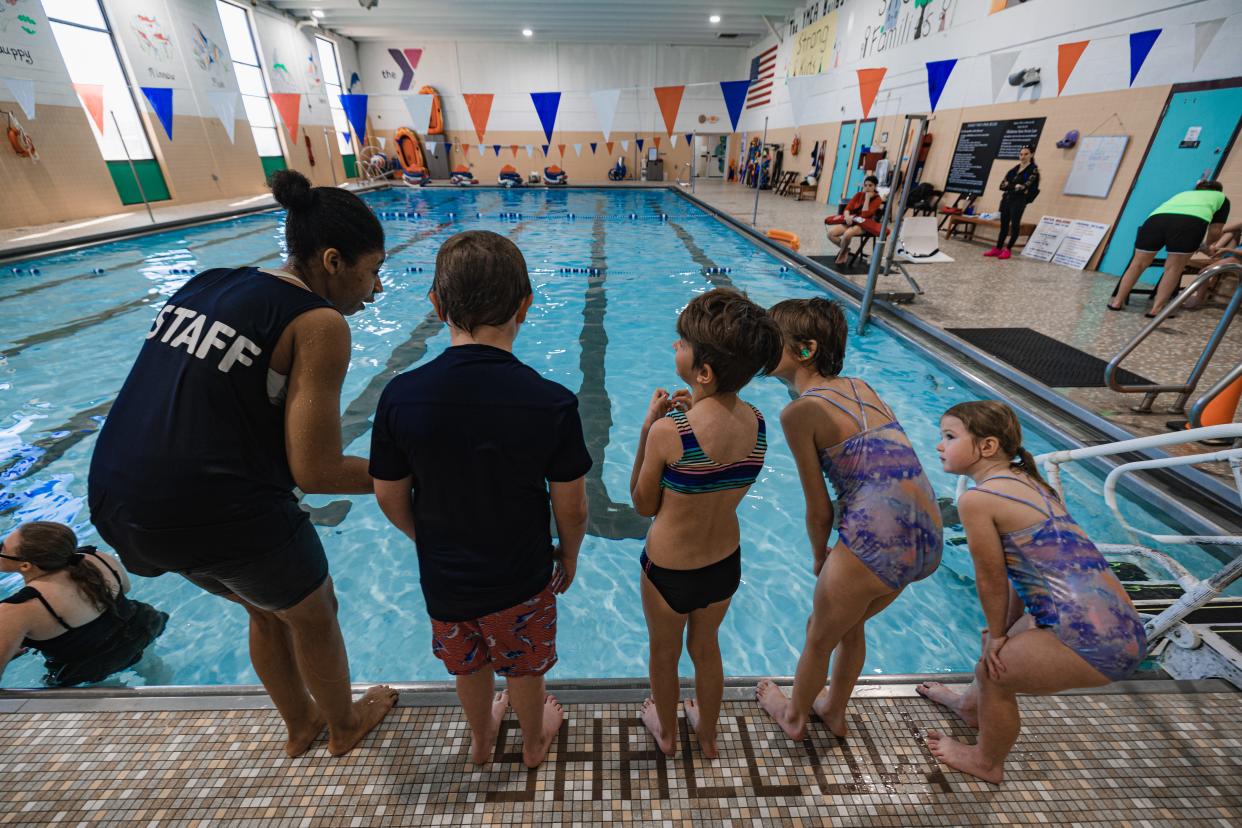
[709,14,721,23]
[312,9,325,18]
[522,27,533,37]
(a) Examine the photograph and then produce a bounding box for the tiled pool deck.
[1,679,1238,826]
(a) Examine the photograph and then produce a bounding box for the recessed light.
[311,9,324,18]
[522,27,533,37]
[709,14,721,24]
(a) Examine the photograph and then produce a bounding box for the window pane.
[241,94,275,129]
[328,105,351,153]
[215,1,257,66]
[316,37,342,87]
[234,63,266,97]
[252,127,282,157]
[43,0,106,28]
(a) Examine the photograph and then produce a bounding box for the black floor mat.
[946,327,1152,388]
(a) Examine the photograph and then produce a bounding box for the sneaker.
[998,249,1011,260]
[983,247,1001,257]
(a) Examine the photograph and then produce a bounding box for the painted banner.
[789,10,836,77]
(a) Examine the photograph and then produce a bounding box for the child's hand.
[551,545,576,593]
[813,546,828,576]
[669,389,693,413]
[980,630,1008,681]
[645,388,689,424]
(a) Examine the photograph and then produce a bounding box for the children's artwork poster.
[0,0,81,106]
[114,1,179,86]
[789,11,837,77]
[1051,220,1110,270]
[1021,216,1072,262]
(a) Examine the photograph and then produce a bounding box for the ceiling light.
[522,28,533,37]
[311,9,324,18]
[709,14,721,24]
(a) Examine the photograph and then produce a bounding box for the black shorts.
[91,498,328,612]
[641,547,741,614]
[1135,213,1208,254]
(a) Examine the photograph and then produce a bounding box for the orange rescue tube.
[418,85,444,135]
[766,229,800,251]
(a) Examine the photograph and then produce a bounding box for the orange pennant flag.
[73,83,105,133]
[856,68,886,119]
[653,85,685,136]
[606,141,615,155]
[510,144,518,157]
[462,143,471,156]
[1057,41,1090,95]
[557,143,566,157]
[463,93,493,142]
[269,93,302,142]
[653,136,661,149]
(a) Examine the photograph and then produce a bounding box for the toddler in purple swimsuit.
[921,400,1146,784]
[757,298,943,742]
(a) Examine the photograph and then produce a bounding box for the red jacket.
[845,191,884,219]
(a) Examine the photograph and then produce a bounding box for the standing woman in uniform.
[89,171,397,757]
[984,145,1039,260]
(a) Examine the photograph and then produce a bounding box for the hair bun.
[270,169,315,212]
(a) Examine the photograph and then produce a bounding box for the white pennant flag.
[525,144,533,157]
[426,140,438,154]
[787,74,818,128]
[403,94,434,134]
[573,143,582,157]
[206,90,238,143]
[670,134,678,148]
[591,88,621,141]
[990,51,1020,103]
[2,77,36,120]
[620,139,629,152]
[1194,18,1225,69]
[377,136,387,149]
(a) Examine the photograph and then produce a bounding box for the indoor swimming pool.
[0,187,1213,688]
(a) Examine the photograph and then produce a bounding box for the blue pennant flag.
[590,142,597,154]
[338,94,369,143]
[925,59,957,112]
[530,91,561,144]
[141,86,174,139]
[719,79,751,132]
[1129,29,1161,86]
[493,144,501,156]
[443,142,453,153]
[342,131,351,145]
[685,132,694,146]
[541,144,549,156]
[636,138,645,152]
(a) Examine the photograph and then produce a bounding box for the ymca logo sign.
[386,48,422,90]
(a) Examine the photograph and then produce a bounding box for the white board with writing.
[1021,216,1073,262]
[1063,135,1129,198]
[1051,220,1111,270]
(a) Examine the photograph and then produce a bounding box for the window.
[215,0,284,169]
[315,35,354,157]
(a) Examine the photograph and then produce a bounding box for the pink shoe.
[983,247,1001,257]
[997,248,1011,260]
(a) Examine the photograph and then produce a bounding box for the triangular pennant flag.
[530,91,561,143]
[463,93,493,142]
[653,136,661,149]
[1129,29,1161,86]
[141,86,173,139]
[990,51,1020,103]
[590,142,597,154]
[786,75,816,127]
[621,140,629,152]
[525,144,533,157]
[670,134,677,148]
[270,93,301,142]
[426,140,438,153]
[925,58,957,112]
[462,143,471,156]
[685,132,693,146]
[343,132,351,145]
[377,136,387,149]
[636,138,645,152]
[556,143,565,157]
[2,77,35,120]
[653,85,684,136]
[573,143,582,157]
[1057,41,1089,96]
[719,79,750,132]
[606,141,614,155]
[510,144,518,157]
[856,68,886,119]
[443,142,452,153]
[590,88,621,140]
[1194,18,1225,69]
[403,94,433,134]
[338,93,369,142]
[493,144,501,156]
[541,144,549,156]
[73,83,105,133]
[206,90,237,142]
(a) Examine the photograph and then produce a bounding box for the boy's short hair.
[676,288,782,394]
[768,297,848,378]
[432,231,531,333]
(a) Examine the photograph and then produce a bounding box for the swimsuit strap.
[972,474,1053,518]
[18,586,74,631]
[667,407,700,456]
[800,386,865,429]
[79,547,123,594]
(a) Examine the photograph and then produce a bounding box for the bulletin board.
[1063,135,1130,198]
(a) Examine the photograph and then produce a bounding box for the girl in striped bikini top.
[660,403,766,494]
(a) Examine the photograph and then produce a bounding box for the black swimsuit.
[3,548,168,686]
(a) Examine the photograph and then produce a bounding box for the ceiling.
[263,0,793,45]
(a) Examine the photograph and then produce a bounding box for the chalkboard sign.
[998,118,1045,159]
[945,118,1048,195]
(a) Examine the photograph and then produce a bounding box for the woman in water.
[922,401,1146,783]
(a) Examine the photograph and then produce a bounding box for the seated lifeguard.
[498,164,523,187]
[607,157,627,182]
[825,175,884,265]
[450,165,478,186]
[403,167,429,187]
[544,165,567,185]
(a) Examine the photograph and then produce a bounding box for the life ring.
[7,123,35,159]
[766,229,800,251]
[790,134,801,156]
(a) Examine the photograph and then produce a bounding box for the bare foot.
[327,685,399,757]
[640,697,676,757]
[284,710,327,758]
[755,679,805,741]
[811,687,847,738]
[926,730,1003,784]
[471,690,510,765]
[916,682,979,728]
[522,694,563,769]
[682,698,716,759]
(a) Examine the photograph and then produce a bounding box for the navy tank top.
[89,267,334,524]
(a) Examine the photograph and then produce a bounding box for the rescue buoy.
[790,134,801,156]
[766,229,800,251]
[7,114,36,159]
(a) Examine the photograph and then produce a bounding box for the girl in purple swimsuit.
[922,401,1146,784]
[757,298,943,742]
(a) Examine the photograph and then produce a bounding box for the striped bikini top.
[660,403,766,494]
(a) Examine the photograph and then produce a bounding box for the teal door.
[827,121,856,209]
[845,119,878,196]
[1098,85,1242,277]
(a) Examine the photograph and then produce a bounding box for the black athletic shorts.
[1134,213,1208,254]
[91,497,329,612]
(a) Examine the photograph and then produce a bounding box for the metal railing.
[1189,361,1242,429]
[1105,260,1242,413]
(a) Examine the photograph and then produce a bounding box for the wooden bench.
[943,214,1036,248]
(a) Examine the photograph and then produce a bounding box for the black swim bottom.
[641,547,741,614]
[1134,213,1208,255]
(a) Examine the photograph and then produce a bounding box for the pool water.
[0,188,1212,688]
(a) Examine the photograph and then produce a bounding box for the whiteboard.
[1063,135,1130,198]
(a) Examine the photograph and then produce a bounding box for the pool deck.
[0,678,1237,826]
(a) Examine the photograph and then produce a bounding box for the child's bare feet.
[471,690,510,765]
[284,709,327,758]
[916,682,979,728]
[640,697,676,757]
[327,685,399,756]
[755,679,806,741]
[926,730,1003,784]
[682,698,716,759]
[521,694,563,768]
[810,687,847,738]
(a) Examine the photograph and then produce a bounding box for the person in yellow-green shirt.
[1108,180,1229,317]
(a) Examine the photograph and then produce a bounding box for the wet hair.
[943,401,1053,494]
[768,297,847,378]
[432,230,531,333]
[863,175,879,186]
[10,522,115,614]
[676,288,783,394]
[1196,180,1223,192]
[270,169,384,265]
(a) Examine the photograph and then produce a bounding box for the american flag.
[746,44,778,109]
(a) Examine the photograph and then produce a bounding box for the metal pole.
[324,129,338,186]
[752,117,768,227]
[856,115,919,334]
[878,116,928,278]
[690,131,696,194]
[111,110,155,224]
